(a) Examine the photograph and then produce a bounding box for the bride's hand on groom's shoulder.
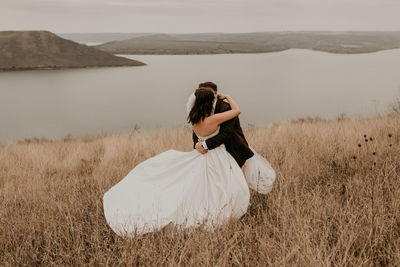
[217,93,228,100]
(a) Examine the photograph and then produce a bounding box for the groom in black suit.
[192,81,254,167]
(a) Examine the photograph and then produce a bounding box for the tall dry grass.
[0,114,399,266]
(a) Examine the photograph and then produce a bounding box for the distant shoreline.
[0,63,145,72]
[110,47,400,56]
[3,47,400,73]
[97,46,400,56]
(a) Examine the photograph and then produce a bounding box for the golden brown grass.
[0,114,399,266]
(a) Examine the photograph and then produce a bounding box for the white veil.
[186,93,196,117]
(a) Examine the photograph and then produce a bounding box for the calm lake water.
[1,49,400,143]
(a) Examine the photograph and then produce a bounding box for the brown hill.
[95,33,287,54]
[95,31,400,55]
[0,31,145,71]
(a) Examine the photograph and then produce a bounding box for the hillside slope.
[0,114,399,265]
[0,31,145,70]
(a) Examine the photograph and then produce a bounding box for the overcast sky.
[1,0,400,33]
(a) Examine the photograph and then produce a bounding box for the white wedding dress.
[103,127,252,237]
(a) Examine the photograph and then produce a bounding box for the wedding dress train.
[103,128,252,237]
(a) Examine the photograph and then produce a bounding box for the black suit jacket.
[192,99,254,167]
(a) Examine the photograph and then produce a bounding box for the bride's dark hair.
[187,88,215,124]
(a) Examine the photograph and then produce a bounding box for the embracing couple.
[103,81,276,237]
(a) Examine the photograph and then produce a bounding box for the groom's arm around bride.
[193,97,254,168]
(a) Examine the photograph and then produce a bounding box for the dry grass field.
[0,114,399,266]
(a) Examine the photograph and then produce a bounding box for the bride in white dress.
[103,88,275,237]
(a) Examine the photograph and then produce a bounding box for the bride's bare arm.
[207,94,241,126]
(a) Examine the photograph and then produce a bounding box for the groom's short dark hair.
[199,81,217,92]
